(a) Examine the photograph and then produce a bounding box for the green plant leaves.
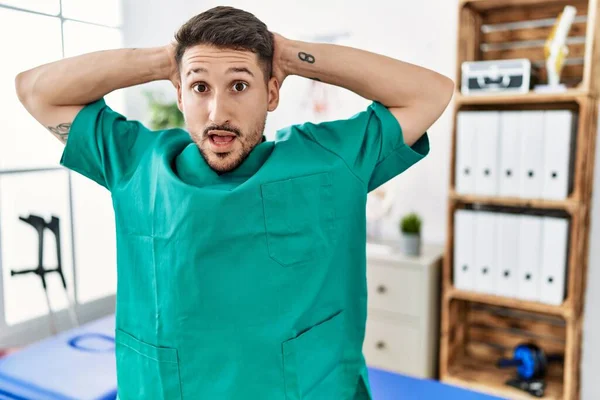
[144,91,185,130]
[400,212,422,234]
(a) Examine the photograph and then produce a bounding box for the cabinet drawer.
[363,315,422,377]
[367,261,422,317]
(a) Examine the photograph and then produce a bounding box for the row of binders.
[455,110,577,200]
[453,209,569,305]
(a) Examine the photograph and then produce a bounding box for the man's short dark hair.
[174,6,274,82]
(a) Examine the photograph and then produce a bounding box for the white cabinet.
[363,241,443,379]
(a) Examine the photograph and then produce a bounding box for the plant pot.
[400,233,421,256]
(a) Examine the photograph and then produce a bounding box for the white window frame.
[0,1,120,347]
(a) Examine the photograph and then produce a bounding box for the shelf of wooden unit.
[449,191,581,213]
[445,287,569,318]
[446,355,564,400]
[454,90,589,106]
[440,0,600,398]
[460,0,587,11]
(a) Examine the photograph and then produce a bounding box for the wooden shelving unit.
[439,1,600,399]
[450,190,580,213]
[446,354,565,400]
[445,287,568,317]
[455,90,589,106]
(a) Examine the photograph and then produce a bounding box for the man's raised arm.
[272,34,454,146]
[14,45,177,144]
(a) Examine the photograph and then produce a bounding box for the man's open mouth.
[208,130,237,147]
[211,135,235,144]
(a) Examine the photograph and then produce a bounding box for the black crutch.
[45,215,79,328]
[10,214,78,334]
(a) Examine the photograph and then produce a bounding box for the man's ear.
[267,77,280,112]
[176,83,183,113]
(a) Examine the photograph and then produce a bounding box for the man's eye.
[193,84,208,93]
[233,82,248,92]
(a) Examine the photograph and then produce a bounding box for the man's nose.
[208,94,230,125]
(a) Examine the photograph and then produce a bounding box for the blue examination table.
[0,315,116,400]
[0,315,504,399]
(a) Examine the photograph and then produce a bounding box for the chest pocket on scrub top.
[261,172,336,267]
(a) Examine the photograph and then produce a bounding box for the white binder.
[495,213,519,298]
[499,111,522,197]
[455,112,477,194]
[542,110,575,200]
[454,209,475,291]
[519,111,545,199]
[474,111,501,196]
[540,217,569,305]
[474,211,497,294]
[517,215,542,301]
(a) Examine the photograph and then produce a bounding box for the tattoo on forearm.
[47,123,71,143]
[298,52,315,64]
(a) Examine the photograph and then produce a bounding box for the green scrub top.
[60,98,429,400]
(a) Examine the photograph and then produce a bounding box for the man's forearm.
[16,47,173,107]
[281,39,451,109]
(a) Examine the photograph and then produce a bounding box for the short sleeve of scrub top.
[294,101,430,192]
[59,98,156,191]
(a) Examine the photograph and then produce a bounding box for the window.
[0,170,74,326]
[0,0,60,15]
[0,1,123,335]
[0,8,64,171]
[62,0,122,27]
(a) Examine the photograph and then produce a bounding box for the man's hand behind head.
[165,42,180,89]
[271,32,290,89]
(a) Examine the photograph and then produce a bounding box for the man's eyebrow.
[227,67,254,77]
[186,67,208,77]
[186,66,254,78]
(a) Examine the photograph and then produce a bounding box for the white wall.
[121,1,600,398]
[581,105,600,400]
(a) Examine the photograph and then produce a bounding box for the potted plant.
[144,91,185,130]
[399,212,422,256]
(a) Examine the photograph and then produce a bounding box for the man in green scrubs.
[15,6,453,399]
